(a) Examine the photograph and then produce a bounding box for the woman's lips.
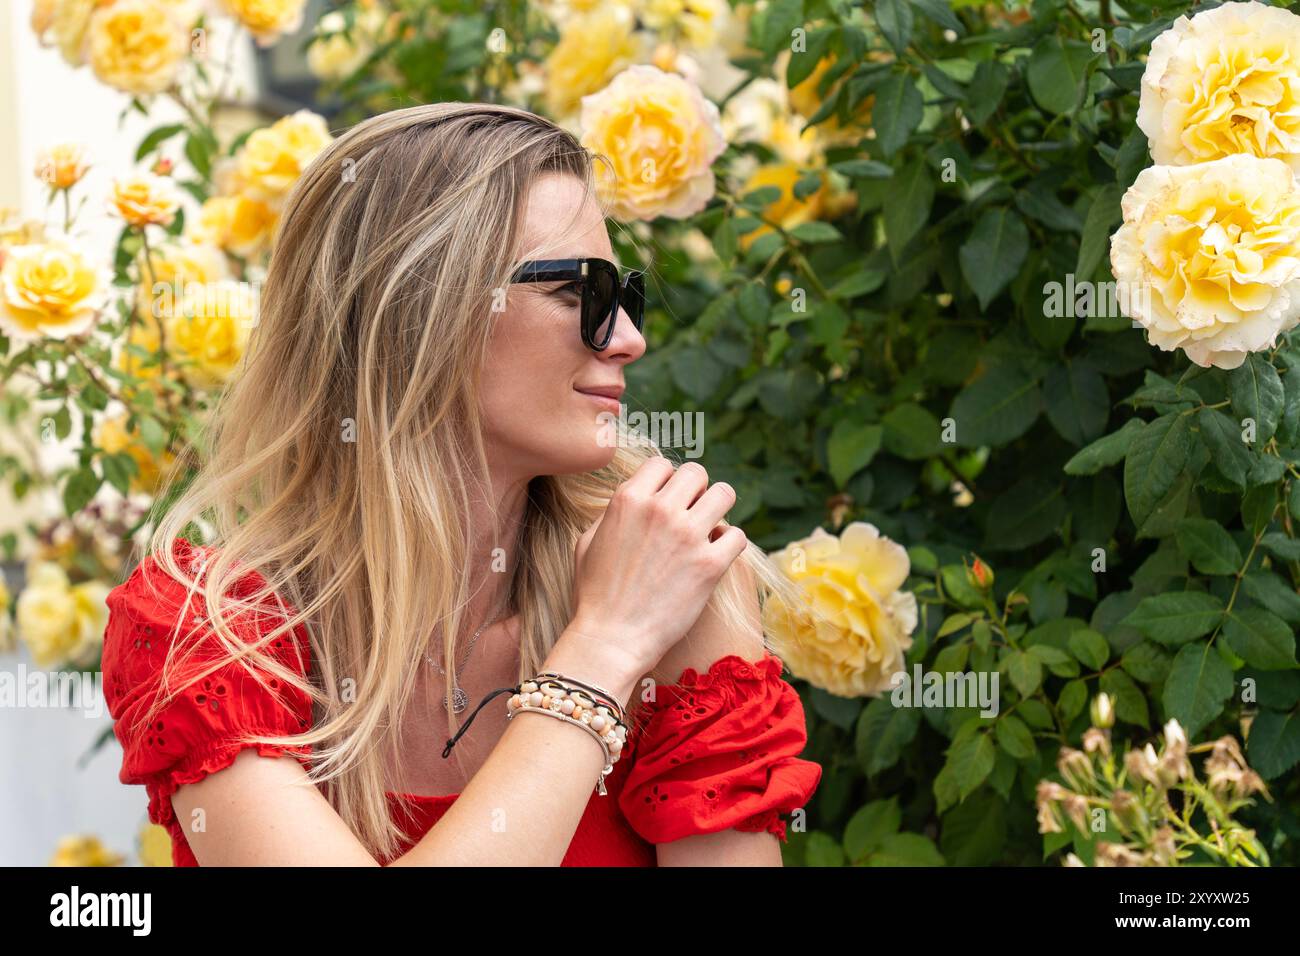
[575,388,622,413]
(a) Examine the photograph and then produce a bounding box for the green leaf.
[950,362,1042,447]
[1027,36,1095,115]
[1196,407,1254,487]
[865,832,946,866]
[965,59,1008,126]
[881,402,942,459]
[1067,628,1110,670]
[1044,360,1109,445]
[874,0,913,53]
[1174,518,1243,576]
[844,798,902,860]
[1005,650,1043,698]
[1163,641,1234,739]
[831,159,893,179]
[1075,184,1122,280]
[827,421,883,488]
[1223,609,1297,670]
[758,0,805,55]
[135,123,186,161]
[959,208,1029,311]
[856,698,922,776]
[948,731,996,799]
[1246,708,1300,779]
[872,73,924,157]
[1230,354,1284,444]
[1242,571,1300,625]
[1099,668,1150,729]
[1122,592,1225,646]
[1064,418,1145,475]
[62,465,101,515]
[1120,642,1172,683]
[1058,679,1087,721]
[995,714,1035,759]
[789,221,843,244]
[1123,412,1193,526]
[883,161,935,259]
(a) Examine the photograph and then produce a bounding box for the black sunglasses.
[509,257,645,351]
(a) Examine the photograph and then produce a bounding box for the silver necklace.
[424,598,508,714]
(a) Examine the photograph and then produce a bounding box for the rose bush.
[5,0,1299,866]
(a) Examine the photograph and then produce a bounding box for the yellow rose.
[219,0,307,46]
[31,0,102,66]
[637,0,729,49]
[0,241,106,341]
[166,279,256,388]
[186,194,277,258]
[136,239,229,321]
[536,0,636,25]
[0,574,14,654]
[49,835,125,867]
[138,822,175,866]
[233,110,332,208]
[579,64,726,221]
[94,410,180,496]
[307,7,385,81]
[1138,1,1300,171]
[782,51,877,149]
[762,522,918,699]
[16,564,77,668]
[736,161,855,251]
[1109,154,1300,370]
[87,0,188,95]
[721,78,823,166]
[543,6,643,120]
[34,143,91,190]
[109,170,183,227]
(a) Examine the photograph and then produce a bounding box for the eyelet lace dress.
[102,536,822,866]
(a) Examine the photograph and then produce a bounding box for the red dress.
[101,536,823,866]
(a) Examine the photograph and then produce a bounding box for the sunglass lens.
[586,265,618,348]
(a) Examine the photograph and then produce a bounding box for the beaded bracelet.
[441,671,630,797]
[507,676,628,796]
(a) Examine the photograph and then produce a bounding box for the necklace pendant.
[450,686,469,713]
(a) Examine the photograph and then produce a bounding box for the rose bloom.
[579,64,726,221]
[735,161,855,251]
[1138,1,1300,171]
[543,5,643,120]
[306,5,387,81]
[135,239,229,321]
[638,0,730,50]
[34,143,91,190]
[31,0,100,67]
[167,279,256,388]
[218,0,307,46]
[16,562,110,669]
[187,194,278,259]
[0,241,106,341]
[49,835,125,867]
[94,409,180,496]
[87,0,189,95]
[231,110,332,208]
[721,78,823,166]
[1109,153,1300,369]
[109,170,183,227]
[137,823,174,867]
[781,50,878,149]
[762,522,918,699]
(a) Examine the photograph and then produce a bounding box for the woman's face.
[481,172,646,481]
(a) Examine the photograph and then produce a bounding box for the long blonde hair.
[133,101,807,861]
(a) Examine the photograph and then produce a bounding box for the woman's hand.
[566,456,748,678]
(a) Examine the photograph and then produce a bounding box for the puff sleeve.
[101,537,314,862]
[617,650,822,844]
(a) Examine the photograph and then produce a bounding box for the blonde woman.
[101,102,822,867]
